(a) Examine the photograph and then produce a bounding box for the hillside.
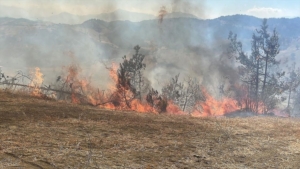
[0,90,300,168]
[42,10,156,24]
[1,15,300,83]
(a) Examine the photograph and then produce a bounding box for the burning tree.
[228,19,286,113]
[146,88,168,113]
[112,45,146,108]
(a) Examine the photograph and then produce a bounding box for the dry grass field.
[0,90,300,168]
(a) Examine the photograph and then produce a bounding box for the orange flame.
[191,90,240,117]
[54,61,267,117]
[101,63,158,113]
[29,67,43,97]
[130,99,157,113]
[62,63,94,104]
[105,63,241,116]
[166,101,185,115]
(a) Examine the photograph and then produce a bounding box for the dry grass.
[0,90,300,168]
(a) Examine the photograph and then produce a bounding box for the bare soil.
[0,90,300,168]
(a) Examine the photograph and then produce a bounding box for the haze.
[0,0,300,20]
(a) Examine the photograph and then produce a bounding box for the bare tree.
[179,77,205,113]
[161,74,205,114]
[162,74,183,102]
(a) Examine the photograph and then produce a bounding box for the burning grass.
[0,90,300,168]
[0,45,273,117]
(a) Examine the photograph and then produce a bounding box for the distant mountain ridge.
[1,14,300,65]
[78,14,300,50]
[1,14,300,88]
[42,9,199,24]
[1,14,300,46]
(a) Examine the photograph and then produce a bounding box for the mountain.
[0,5,33,19]
[1,15,300,85]
[1,15,300,58]
[164,12,198,19]
[43,9,156,24]
[79,15,300,50]
[43,12,91,25]
[42,9,201,24]
[92,9,155,22]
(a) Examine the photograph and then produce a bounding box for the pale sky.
[0,0,299,19]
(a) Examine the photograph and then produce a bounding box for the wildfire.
[29,67,44,97]
[109,63,118,84]
[192,92,239,117]
[166,101,185,115]
[105,64,240,116]
[23,60,264,118]
[100,63,156,113]
[130,99,157,113]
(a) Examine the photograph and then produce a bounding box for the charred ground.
[0,90,300,168]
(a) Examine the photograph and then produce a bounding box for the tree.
[228,31,263,112]
[161,74,183,102]
[114,45,146,108]
[256,20,280,98]
[161,74,205,114]
[228,19,285,113]
[122,45,146,100]
[146,88,168,113]
[179,77,205,113]
[285,63,300,116]
[292,89,300,117]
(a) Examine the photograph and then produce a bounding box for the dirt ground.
[0,90,300,168]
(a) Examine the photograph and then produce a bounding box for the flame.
[27,60,268,117]
[29,67,43,96]
[64,63,105,105]
[191,89,240,117]
[130,99,157,113]
[166,101,185,115]
[105,63,242,116]
[101,64,158,113]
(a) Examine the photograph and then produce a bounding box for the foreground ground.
[0,91,300,168]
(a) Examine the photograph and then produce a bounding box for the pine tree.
[228,19,285,113]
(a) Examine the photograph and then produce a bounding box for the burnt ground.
[0,90,300,168]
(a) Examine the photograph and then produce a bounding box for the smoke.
[143,40,238,97]
[158,6,167,24]
[171,0,206,18]
[0,0,240,100]
[138,0,237,97]
[0,1,123,88]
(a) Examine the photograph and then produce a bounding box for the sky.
[0,0,299,19]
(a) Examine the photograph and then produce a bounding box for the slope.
[0,90,300,168]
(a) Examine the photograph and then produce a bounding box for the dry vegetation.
[0,90,300,168]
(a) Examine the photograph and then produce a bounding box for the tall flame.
[29,67,43,97]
